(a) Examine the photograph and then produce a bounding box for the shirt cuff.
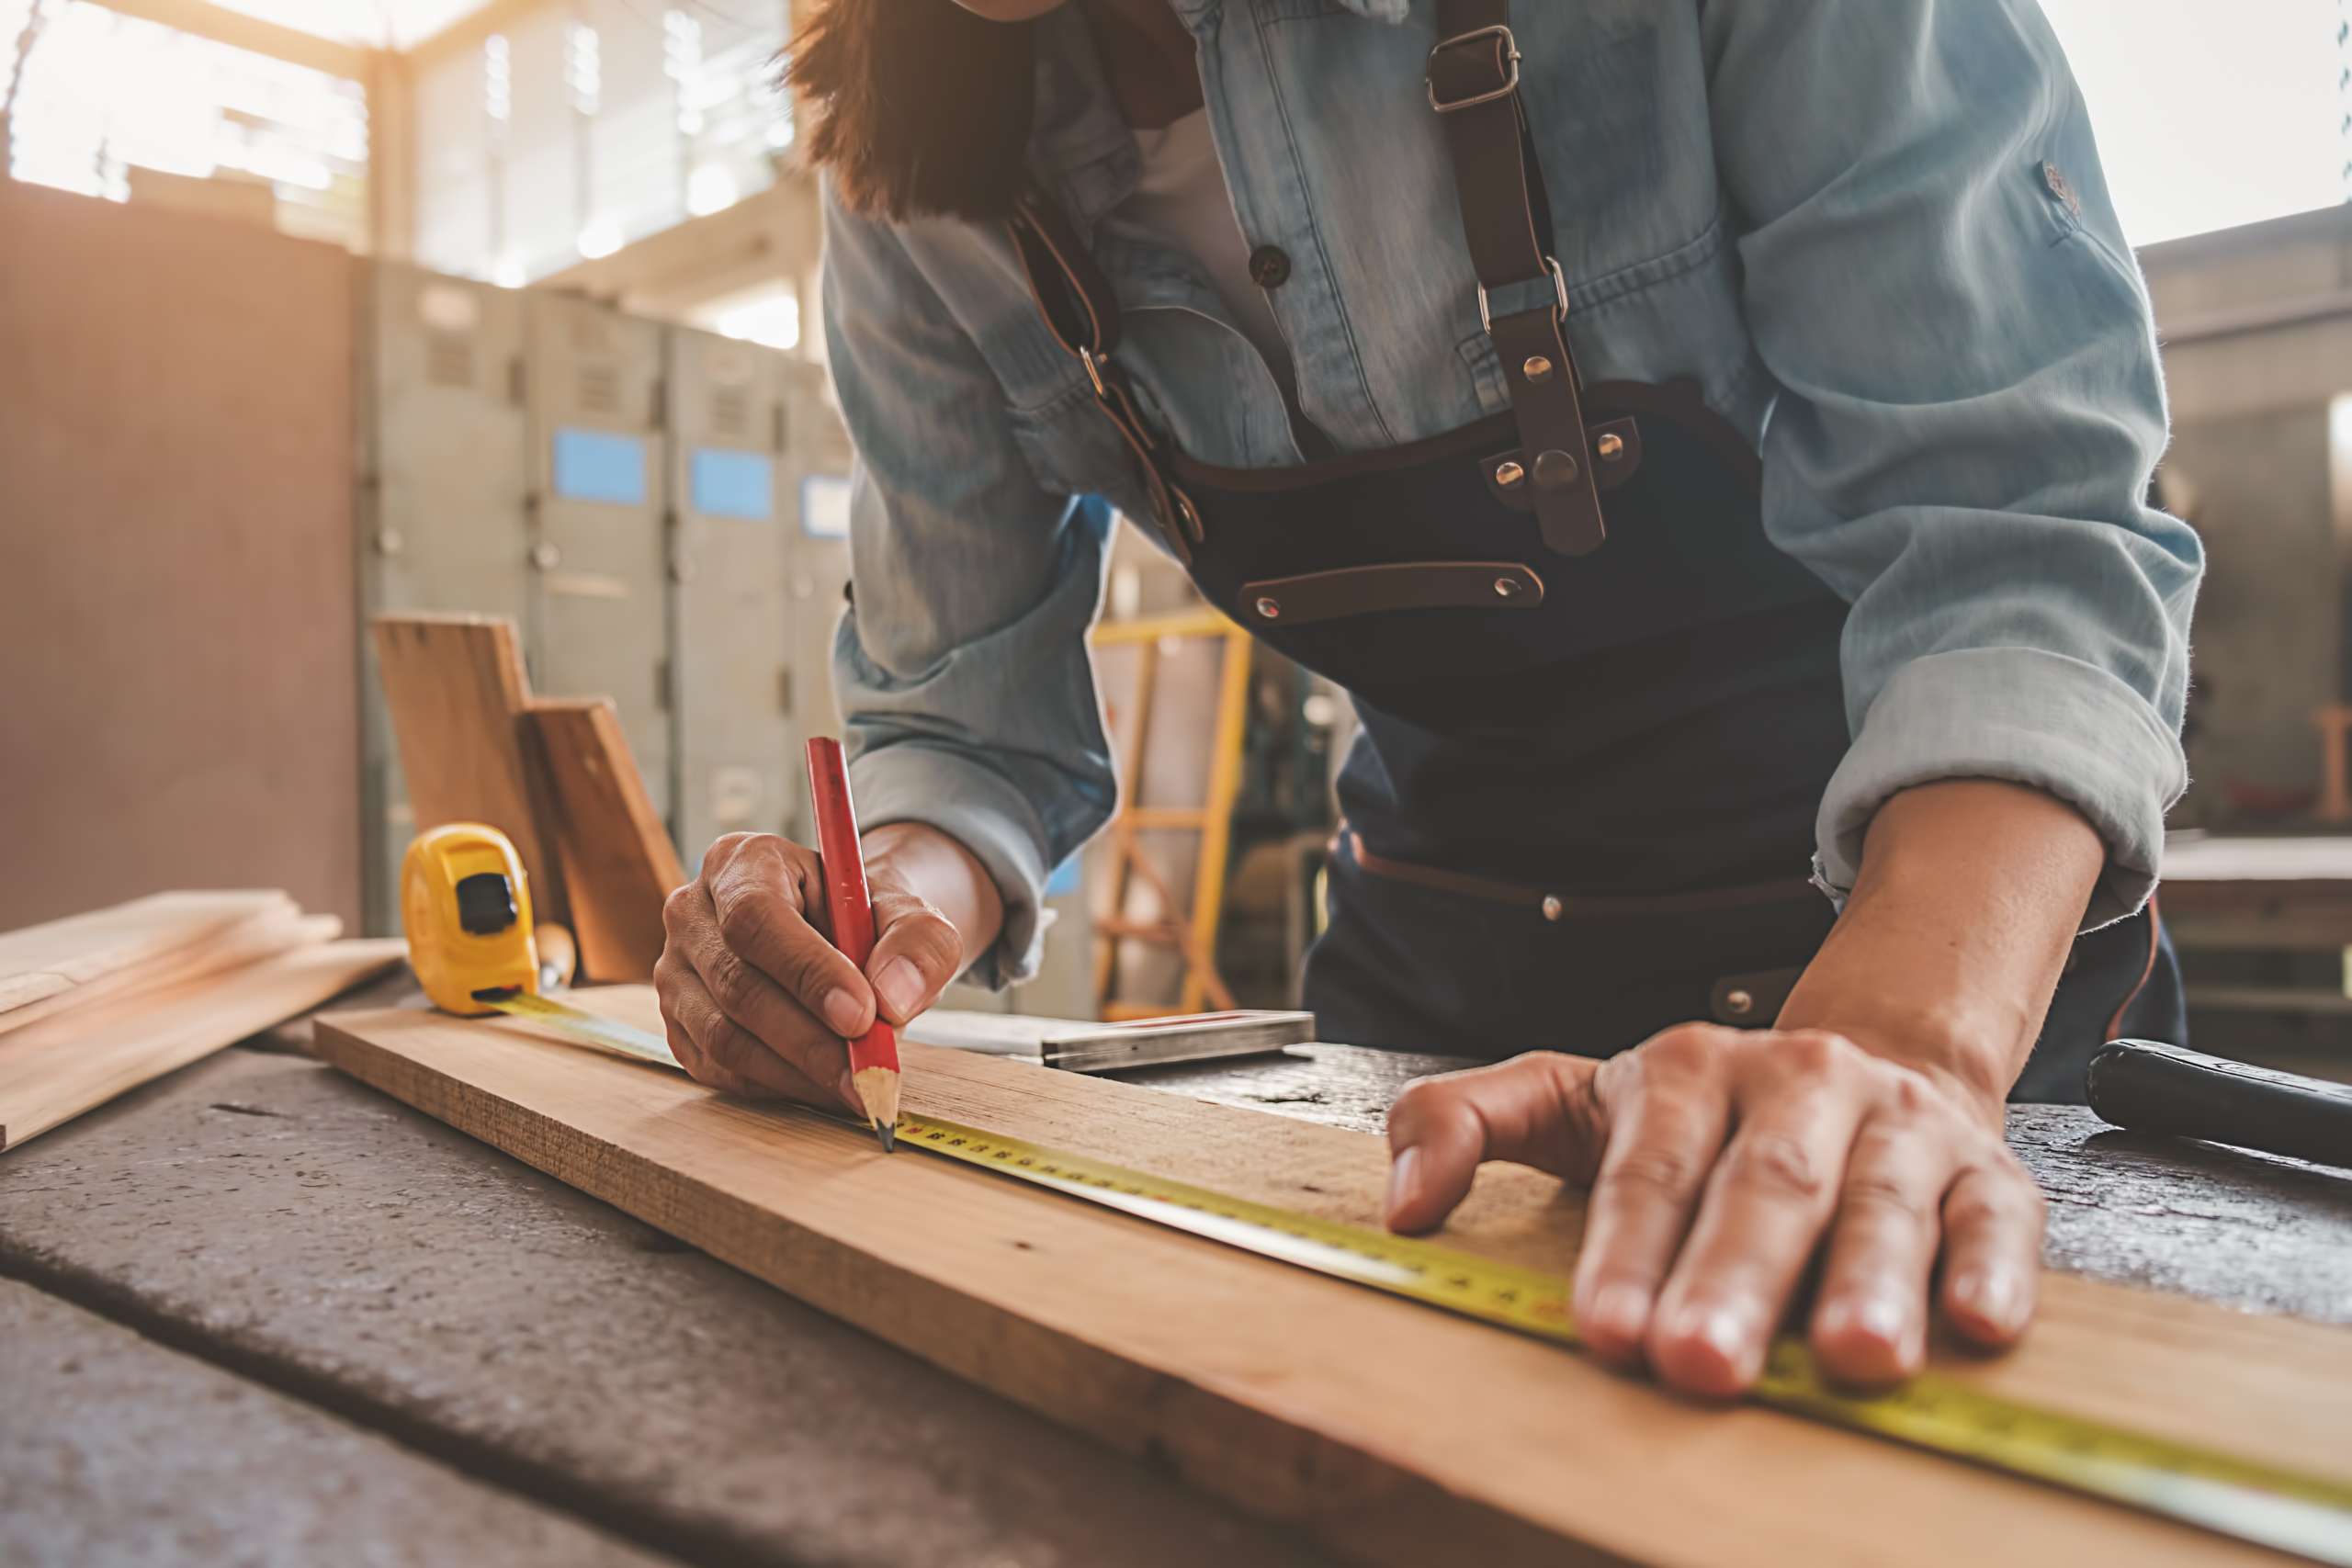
[847,742,1055,988]
[1813,648,2186,931]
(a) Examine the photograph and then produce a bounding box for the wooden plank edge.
[306,1012,1627,1568]
[0,890,300,1018]
[0,906,333,1039]
[0,941,406,1154]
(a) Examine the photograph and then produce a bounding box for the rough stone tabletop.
[2,1004,2346,1568]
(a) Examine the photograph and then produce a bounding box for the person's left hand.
[1382,1025,2042,1396]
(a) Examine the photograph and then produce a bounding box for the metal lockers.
[524,289,673,825]
[356,259,856,934]
[667,325,796,870]
[355,261,534,934]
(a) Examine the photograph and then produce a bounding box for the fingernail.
[1383,1147,1422,1223]
[874,958,924,1022]
[1682,1301,1760,1382]
[1831,1293,1909,1348]
[1589,1282,1650,1343]
[821,988,865,1038]
[1951,1268,2023,1332]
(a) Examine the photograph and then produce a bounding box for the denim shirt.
[821,0,2203,986]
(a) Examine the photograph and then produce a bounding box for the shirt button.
[1247,244,1292,288]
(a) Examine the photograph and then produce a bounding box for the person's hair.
[786,0,1036,223]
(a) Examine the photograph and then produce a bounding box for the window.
[2037,0,2346,245]
[413,0,794,287]
[2,0,368,248]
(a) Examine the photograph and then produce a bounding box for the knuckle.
[1641,1024,1727,1080]
[1945,1169,2043,1233]
[1605,1144,1706,1205]
[662,881,699,934]
[876,894,962,976]
[1875,1064,1937,1119]
[907,910,964,978]
[715,889,778,955]
[1724,1131,1829,1203]
[1389,1077,1441,1122]
[1840,1167,1928,1224]
[776,934,843,998]
[1775,1029,1858,1077]
[701,831,756,880]
[703,945,758,1014]
[1388,1074,1463,1136]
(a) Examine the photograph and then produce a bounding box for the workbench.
[5,988,2348,1567]
[2161,833,2352,951]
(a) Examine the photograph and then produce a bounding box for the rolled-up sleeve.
[1703,0,2203,927]
[821,186,1116,984]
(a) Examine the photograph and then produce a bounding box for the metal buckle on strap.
[1425,24,1521,114]
[1079,345,1109,399]
[1476,254,1569,333]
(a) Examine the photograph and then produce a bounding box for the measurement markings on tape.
[491,996,2352,1566]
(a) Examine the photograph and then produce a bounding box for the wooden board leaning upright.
[526,698,684,982]
[373,614,682,981]
[312,987,2352,1568]
[372,614,571,932]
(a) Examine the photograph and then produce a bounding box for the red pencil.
[805,737,901,1151]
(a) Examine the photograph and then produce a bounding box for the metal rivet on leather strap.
[1723,987,1755,1017]
[1541,895,1562,922]
[1493,458,1525,487]
[1521,354,1554,383]
[1254,596,1282,620]
[1596,433,1625,461]
[1493,576,1521,599]
[1533,448,1580,488]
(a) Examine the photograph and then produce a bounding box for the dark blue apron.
[1007,0,2180,1103]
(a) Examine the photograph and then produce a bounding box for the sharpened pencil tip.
[873,1119,896,1154]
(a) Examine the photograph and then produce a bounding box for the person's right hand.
[655,831,967,1108]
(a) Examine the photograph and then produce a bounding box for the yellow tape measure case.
[401,823,540,1014]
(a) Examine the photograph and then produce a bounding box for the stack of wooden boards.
[0,892,401,1151]
[372,613,683,982]
[315,987,2352,1568]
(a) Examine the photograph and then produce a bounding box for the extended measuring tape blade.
[473,1001,2352,1563]
[479,990,684,1070]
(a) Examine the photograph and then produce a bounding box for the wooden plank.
[525,699,684,983]
[0,939,404,1152]
[311,988,2352,1568]
[371,614,569,930]
[0,900,322,1038]
[0,892,296,1020]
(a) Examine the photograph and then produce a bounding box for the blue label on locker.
[691,448,775,522]
[552,428,648,505]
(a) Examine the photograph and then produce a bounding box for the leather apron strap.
[1007,192,1202,564]
[1425,0,1607,558]
[1006,3,1610,564]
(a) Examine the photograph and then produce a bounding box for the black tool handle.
[2086,1040,2352,1169]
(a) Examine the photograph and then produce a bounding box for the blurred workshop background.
[1,0,2349,1052]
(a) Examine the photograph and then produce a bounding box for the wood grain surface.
[313,987,2352,1568]
[0,892,296,1022]
[0,897,315,1039]
[526,699,684,982]
[371,615,569,930]
[1,940,405,1152]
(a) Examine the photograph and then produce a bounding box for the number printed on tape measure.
[473,998,2352,1565]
